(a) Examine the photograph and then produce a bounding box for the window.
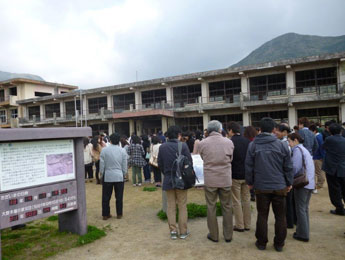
[65,100,81,117]
[90,124,109,137]
[249,73,286,100]
[251,110,288,127]
[11,109,18,118]
[35,91,52,97]
[113,93,135,112]
[28,106,40,120]
[295,67,337,94]
[173,84,201,107]
[297,107,339,125]
[0,90,4,102]
[210,114,243,128]
[45,103,60,118]
[209,79,241,103]
[0,110,6,123]
[175,117,203,132]
[88,97,107,114]
[9,87,17,96]
[141,89,166,109]
[61,91,68,94]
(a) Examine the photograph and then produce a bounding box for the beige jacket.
[199,131,234,187]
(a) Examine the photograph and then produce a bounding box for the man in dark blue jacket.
[245,117,293,252]
[158,126,192,240]
[298,117,318,155]
[322,123,345,216]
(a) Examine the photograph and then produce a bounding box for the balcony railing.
[0,95,18,106]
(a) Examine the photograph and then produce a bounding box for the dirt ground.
[51,173,345,260]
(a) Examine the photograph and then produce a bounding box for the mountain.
[0,71,44,82]
[231,33,345,67]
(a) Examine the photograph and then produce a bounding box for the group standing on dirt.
[83,116,345,252]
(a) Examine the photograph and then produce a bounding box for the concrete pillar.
[136,120,142,136]
[243,111,250,126]
[241,76,249,98]
[203,113,210,130]
[40,104,44,120]
[82,95,88,115]
[60,101,64,118]
[135,90,142,110]
[286,69,295,95]
[340,59,345,93]
[166,87,173,107]
[201,81,209,103]
[167,117,175,128]
[161,117,168,133]
[129,119,135,135]
[107,94,112,111]
[340,103,345,123]
[288,106,297,127]
[108,121,114,135]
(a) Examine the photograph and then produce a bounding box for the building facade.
[16,52,345,137]
[0,78,77,128]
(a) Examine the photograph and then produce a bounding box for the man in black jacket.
[245,117,293,252]
[227,121,251,232]
[322,123,345,216]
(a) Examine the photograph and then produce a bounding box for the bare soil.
[51,174,345,260]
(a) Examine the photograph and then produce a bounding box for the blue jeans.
[143,163,151,181]
[294,188,312,239]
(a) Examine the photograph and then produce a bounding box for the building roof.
[17,51,345,105]
[0,78,78,89]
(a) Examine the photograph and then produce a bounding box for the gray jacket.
[100,145,128,182]
[245,133,293,191]
[298,127,318,156]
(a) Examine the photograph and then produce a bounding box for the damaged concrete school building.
[3,52,345,136]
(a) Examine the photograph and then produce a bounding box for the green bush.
[76,225,106,246]
[47,215,58,221]
[157,202,222,220]
[143,187,157,192]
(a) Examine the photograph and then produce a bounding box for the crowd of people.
[83,117,345,251]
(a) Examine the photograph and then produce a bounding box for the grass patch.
[1,218,106,260]
[143,187,157,192]
[76,225,106,246]
[47,215,58,221]
[157,202,222,220]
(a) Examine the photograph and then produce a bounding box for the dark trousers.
[102,182,124,217]
[152,166,162,183]
[95,160,100,182]
[326,174,345,213]
[143,163,151,181]
[85,163,93,179]
[256,193,287,247]
[286,190,296,228]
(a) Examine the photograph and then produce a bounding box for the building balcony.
[0,95,19,107]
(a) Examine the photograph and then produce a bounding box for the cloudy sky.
[0,0,345,89]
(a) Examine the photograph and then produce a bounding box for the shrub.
[143,187,157,192]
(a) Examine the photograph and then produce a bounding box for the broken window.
[88,97,107,114]
[175,117,203,132]
[0,110,6,123]
[173,84,201,107]
[113,93,135,112]
[249,73,286,100]
[141,89,166,109]
[209,79,241,103]
[65,100,81,117]
[210,114,243,128]
[45,103,60,118]
[297,107,338,125]
[295,67,337,94]
[28,106,40,120]
[251,110,288,127]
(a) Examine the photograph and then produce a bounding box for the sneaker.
[312,189,318,194]
[170,231,178,240]
[179,232,190,239]
[133,184,137,187]
[138,183,142,187]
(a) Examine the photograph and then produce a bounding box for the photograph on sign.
[192,154,204,186]
[0,139,75,192]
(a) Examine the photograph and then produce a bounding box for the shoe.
[179,232,190,239]
[274,244,283,252]
[293,232,309,242]
[225,239,232,243]
[89,179,93,182]
[233,227,245,232]
[133,184,137,187]
[96,180,101,185]
[102,214,112,220]
[170,231,178,240]
[312,189,318,194]
[255,241,266,250]
[250,197,256,202]
[117,215,122,219]
[244,228,250,231]
[138,183,142,186]
[330,209,345,216]
[207,234,218,243]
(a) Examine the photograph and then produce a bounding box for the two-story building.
[0,78,77,128]
[16,52,345,137]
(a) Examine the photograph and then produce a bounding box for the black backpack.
[171,142,197,190]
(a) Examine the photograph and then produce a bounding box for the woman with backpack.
[149,136,162,187]
[128,135,146,186]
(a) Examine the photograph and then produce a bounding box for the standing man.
[100,133,128,220]
[298,117,318,156]
[227,121,251,232]
[322,123,345,216]
[199,120,234,243]
[245,117,293,252]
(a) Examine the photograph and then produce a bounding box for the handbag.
[149,144,159,167]
[293,146,309,189]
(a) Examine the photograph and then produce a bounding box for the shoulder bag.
[293,146,309,189]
